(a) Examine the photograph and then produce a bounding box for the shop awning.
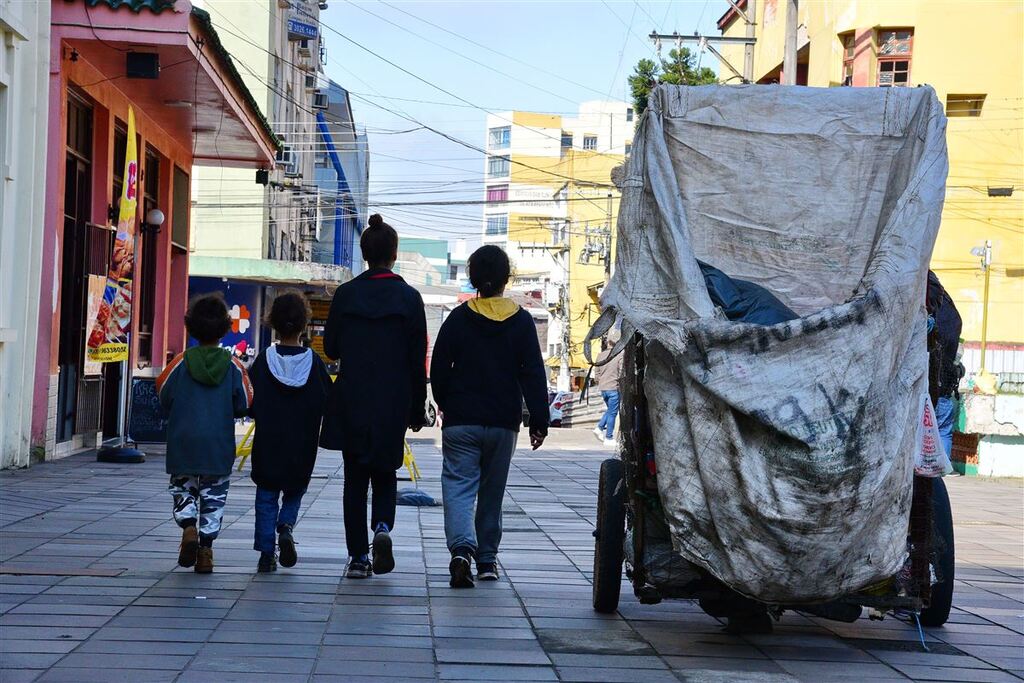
[188,256,353,290]
[56,2,278,167]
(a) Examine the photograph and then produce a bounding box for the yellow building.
[483,103,631,385]
[719,0,1023,372]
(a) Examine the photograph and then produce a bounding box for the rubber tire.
[427,404,437,427]
[919,477,955,627]
[593,458,626,614]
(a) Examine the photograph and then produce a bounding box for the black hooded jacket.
[430,300,549,434]
[319,268,428,470]
[249,345,332,493]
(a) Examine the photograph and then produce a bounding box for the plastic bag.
[915,393,953,477]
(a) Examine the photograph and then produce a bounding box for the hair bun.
[368,213,383,229]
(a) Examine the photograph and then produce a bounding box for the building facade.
[30,0,276,462]
[718,0,1024,372]
[1,1,51,468]
[482,101,631,386]
[191,0,326,264]
[312,79,368,270]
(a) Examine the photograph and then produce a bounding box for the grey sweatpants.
[441,425,517,564]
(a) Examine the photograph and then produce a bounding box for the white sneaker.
[593,427,605,442]
[604,438,617,447]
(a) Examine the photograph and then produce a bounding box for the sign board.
[288,18,318,40]
[83,274,107,376]
[187,278,260,367]
[128,377,167,443]
[308,297,330,364]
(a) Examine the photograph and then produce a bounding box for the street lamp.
[970,240,993,380]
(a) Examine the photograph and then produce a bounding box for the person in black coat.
[248,291,332,573]
[320,214,428,579]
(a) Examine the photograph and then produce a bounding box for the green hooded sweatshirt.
[184,346,232,386]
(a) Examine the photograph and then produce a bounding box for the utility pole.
[649,32,757,84]
[783,0,798,85]
[743,0,756,83]
[604,193,613,281]
[975,239,993,374]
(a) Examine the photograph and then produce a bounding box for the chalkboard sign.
[129,378,168,443]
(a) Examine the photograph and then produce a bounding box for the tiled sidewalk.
[0,430,1021,682]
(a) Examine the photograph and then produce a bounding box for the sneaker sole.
[257,564,277,573]
[449,557,474,588]
[279,535,297,568]
[346,569,371,579]
[178,527,199,568]
[477,572,499,581]
[372,532,395,575]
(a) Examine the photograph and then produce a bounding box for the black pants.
[343,460,397,557]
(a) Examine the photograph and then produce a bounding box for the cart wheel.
[427,404,437,427]
[919,477,954,627]
[593,458,626,614]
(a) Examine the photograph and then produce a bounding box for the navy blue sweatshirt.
[430,300,549,434]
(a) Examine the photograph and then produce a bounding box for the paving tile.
[437,664,558,681]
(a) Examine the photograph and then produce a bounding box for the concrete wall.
[0,1,50,468]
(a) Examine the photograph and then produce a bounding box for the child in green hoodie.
[157,294,252,573]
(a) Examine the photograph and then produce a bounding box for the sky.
[317,0,727,245]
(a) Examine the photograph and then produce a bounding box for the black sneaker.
[278,526,297,568]
[476,562,499,581]
[257,552,277,573]
[346,556,372,579]
[371,527,395,575]
[449,552,474,589]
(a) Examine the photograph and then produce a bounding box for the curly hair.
[265,289,311,338]
[184,293,231,344]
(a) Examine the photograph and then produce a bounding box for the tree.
[628,48,718,120]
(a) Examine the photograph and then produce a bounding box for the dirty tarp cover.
[599,85,948,603]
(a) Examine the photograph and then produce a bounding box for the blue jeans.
[441,425,517,564]
[254,487,304,553]
[935,396,956,460]
[597,390,620,440]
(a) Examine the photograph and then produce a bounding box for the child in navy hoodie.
[247,291,332,572]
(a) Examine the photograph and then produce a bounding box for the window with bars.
[877,29,913,87]
[485,214,508,236]
[487,155,510,177]
[841,33,855,86]
[583,135,597,150]
[946,94,986,117]
[486,184,508,202]
[488,126,511,150]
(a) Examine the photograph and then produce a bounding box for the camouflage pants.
[168,475,231,542]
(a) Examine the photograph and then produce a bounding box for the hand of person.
[529,429,546,451]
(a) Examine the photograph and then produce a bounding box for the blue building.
[313,80,369,271]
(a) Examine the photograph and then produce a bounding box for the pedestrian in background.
[157,294,252,574]
[593,327,623,446]
[430,245,548,588]
[927,271,963,457]
[248,291,332,573]
[321,214,428,579]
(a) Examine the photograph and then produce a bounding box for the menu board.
[308,298,331,365]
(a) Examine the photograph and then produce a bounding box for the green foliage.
[628,48,718,120]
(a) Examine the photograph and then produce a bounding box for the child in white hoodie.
[248,291,332,572]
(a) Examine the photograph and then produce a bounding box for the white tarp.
[595,85,948,603]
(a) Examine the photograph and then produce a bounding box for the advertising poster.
[86,107,137,363]
[186,277,260,367]
[83,274,107,376]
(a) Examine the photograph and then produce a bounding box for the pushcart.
[588,83,955,630]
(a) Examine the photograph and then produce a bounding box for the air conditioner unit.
[304,74,317,90]
[312,91,329,110]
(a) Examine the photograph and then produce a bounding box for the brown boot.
[178,526,199,568]
[195,547,214,574]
